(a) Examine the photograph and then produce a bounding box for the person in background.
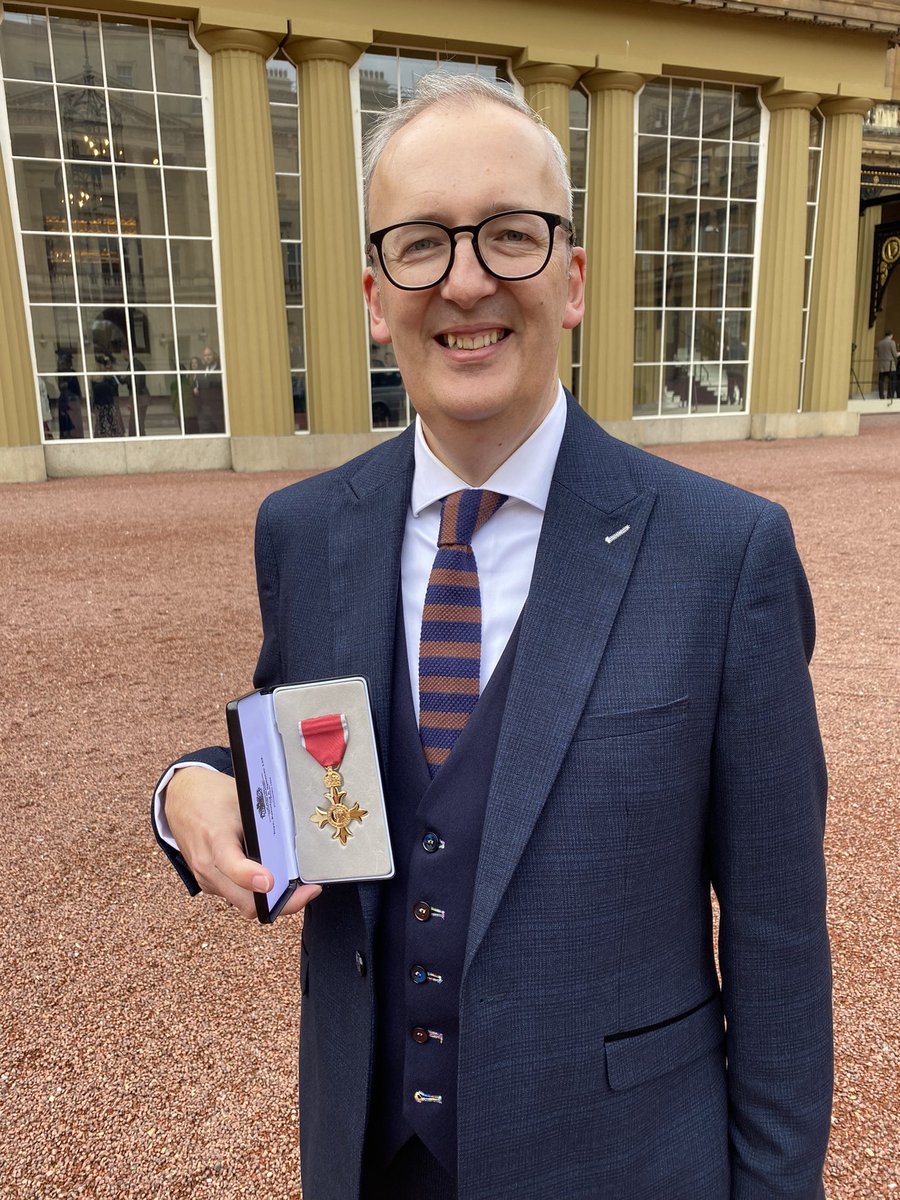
[875,328,898,400]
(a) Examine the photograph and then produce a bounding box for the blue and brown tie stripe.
[419,488,507,778]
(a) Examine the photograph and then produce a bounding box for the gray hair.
[362,72,573,229]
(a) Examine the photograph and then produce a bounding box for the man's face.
[364,102,585,447]
[202,347,216,366]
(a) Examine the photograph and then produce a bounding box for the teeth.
[444,330,504,350]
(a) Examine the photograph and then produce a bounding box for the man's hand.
[164,766,321,919]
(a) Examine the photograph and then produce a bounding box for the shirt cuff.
[153,761,223,851]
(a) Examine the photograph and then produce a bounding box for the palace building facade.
[1,0,897,481]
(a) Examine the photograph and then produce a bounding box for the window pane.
[698,201,726,254]
[638,81,670,135]
[700,141,730,198]
[31,304,81,372]
[635,254,663,307]
[664,311,692,361]
[569,128,587,192]
[50,14,103,87]
[121,236,171,303]
[807,150,821,203]
[112,92,160,164]
[732,88,760,142]
[271,105,299,174]
[164,168,210,236]
[724,311,750,357]
[668,197,697,252]
[569,85,587,128]
[23,233,74,301]
[267,57,297,105]
[282,242,303,304]
[398,54,437,97]
[151,24,200,96]
[0,10,52,82]
[102,18,153,92]
[728,201,755,253]
[172,306,218,363]
[669,139,699,196]
[6,81,60,157]
[170,238,215,303]
[634,310,661,363]
[637,135,667,193]
[359,50,398,109]
[666,255,695,308]
[73,235,123,302]
[730,143,758,199]
[287,315,305,368]
[157,94,205,166]
[725,257,753,308]
[58,83,110,160]
[276,173,301,240]
[573,192,585,246]
[670,84,701,138]
[633,364,661,415]
[702,86,733,139]
[695,312,723,362]
[696,258,724,308]
[636,196,665,252]
[118,165,165,235]
[370,369,407,428]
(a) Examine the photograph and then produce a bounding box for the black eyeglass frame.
[367,209,575,291]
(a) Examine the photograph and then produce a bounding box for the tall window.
[267,55,306,431]
[799,111,823,406]
[569,84,588,400]
[0,7,221,440]
[633,80,762,417]
[356,49,514,430]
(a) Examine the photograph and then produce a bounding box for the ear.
[562,246,586,331]
[363,267,393,346]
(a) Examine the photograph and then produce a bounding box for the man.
[875,329,898,400]
[193,345,225,433]
[154,75,832,1199]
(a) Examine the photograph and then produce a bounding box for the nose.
[439,234,498,307]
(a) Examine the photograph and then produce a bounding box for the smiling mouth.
[439,329,509,350]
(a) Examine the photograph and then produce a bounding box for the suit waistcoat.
[370,609,520,1176]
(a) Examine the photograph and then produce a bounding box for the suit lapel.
[328,428,414,939]
[464,402,657,973]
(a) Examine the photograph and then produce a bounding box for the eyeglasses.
[367,209,575,291]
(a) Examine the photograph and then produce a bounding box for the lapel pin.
[604,524,631,545]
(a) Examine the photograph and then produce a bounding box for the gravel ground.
[1,416,897,1199]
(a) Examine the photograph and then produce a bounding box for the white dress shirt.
[155,385,567,844]
[402,384,565,718]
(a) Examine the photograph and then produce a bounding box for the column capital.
[581,70,645,96]
[762,86,821,114]
[818,96,873,119]
[283,37,366,69]
[195,26,282,58]
[512,60,582,90]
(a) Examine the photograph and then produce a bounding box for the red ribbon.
[299,713,348,769]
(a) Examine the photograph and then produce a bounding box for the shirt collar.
[411,383,566,517]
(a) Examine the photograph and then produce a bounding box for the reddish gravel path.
[1,415,897,1199]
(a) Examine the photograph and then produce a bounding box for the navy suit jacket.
[158,396,832,1198]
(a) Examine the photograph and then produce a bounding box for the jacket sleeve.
[708,501,832,1198]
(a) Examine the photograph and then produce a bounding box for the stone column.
[0,147,45,481]
[197,25,293,440]
[580,71,645,423]
[284,38,370,435]
[514,60,582,390]
[750,89,820,418]
[803,97,872,412]
[851,204,880,393]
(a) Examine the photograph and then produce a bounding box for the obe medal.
[299,713,367,845]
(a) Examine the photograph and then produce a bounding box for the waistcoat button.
[422,831,441,853]
[413,901,432,922]
[412,1026,429,1044]
[410,964,428,985]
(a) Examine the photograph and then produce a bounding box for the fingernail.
[252,874,270,893]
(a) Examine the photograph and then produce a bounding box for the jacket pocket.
[575,696,689,741]
[604,992,724,1092]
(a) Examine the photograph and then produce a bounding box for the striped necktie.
[418,488,507,778]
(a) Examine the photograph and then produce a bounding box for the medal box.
[227,676,394,923]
